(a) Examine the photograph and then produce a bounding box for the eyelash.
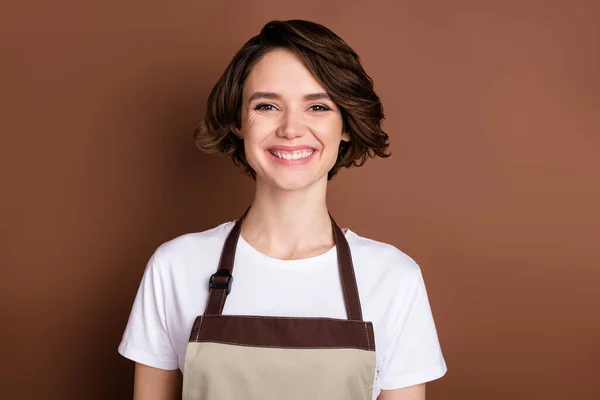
[254,104,331,112]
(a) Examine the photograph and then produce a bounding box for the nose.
[276,109,306,139]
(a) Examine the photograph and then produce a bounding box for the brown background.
[1,0,598,399]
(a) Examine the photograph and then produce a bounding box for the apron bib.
[182,207,376,400]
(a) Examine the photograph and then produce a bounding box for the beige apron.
[182,207,376,400]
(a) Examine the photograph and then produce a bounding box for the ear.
[230,123,242,138]
[341,130,351,142]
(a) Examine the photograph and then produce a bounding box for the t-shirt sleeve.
[377,265,447,390]
[117,250,180,370]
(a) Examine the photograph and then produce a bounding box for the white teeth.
[270,149,315,160]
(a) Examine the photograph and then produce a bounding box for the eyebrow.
[248,91,332,102]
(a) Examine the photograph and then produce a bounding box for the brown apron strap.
[329,212,363,321]
[203,206,364,321]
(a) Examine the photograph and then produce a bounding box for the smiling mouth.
[268,149,315,160]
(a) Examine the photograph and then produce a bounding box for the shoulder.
[346,229,424,287]
[151,220,236,273]
[347,230,421,273]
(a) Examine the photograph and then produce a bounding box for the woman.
[118,19,447,400]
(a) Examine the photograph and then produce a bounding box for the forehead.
[243,48,325,97]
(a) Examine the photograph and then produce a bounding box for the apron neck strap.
[203,206,364,321]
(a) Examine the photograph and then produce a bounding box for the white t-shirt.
[118,221,447,399]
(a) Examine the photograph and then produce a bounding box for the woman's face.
[233,48,350,192]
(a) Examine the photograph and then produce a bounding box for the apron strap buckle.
[209,269,233,294]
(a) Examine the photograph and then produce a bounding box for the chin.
[271,178,315,192]
[262,172,324,192]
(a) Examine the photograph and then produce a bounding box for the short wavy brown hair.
[194,19,390,180]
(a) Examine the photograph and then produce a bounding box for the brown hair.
[194,19,390,180]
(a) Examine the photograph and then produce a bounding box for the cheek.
[243,113,276,143]
[241,115,266,169]
[241,116,260,151]
[316,119,344,147]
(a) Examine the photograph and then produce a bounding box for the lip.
[265,148,317,166]
[266,145,317,151]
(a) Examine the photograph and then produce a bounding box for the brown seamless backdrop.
[1,1,598,399]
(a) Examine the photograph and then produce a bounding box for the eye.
[254,103,277,111]
[309,105,331,112]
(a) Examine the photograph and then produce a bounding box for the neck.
[240,177,334,260]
